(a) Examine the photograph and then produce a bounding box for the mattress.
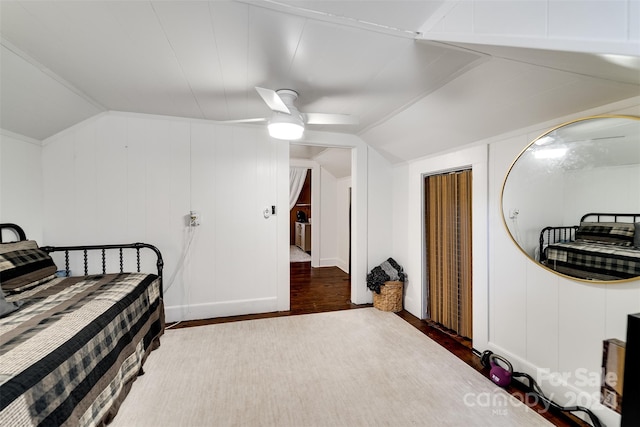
[0,272,163,427]
[545,241,640,280]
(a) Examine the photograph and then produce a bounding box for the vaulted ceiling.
[1,1,638,163]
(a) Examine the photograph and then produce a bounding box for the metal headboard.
[0,223,164,297]
[0,223,27,242]
[580,213,640,223]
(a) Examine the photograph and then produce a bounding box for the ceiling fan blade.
[255,87,290,114]
[218,118,267,124]
[304,113,359,126]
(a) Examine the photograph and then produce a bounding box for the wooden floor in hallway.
[289,261,357,314]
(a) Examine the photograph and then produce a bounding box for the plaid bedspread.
[545,241,640,280]
[0,272,163,427]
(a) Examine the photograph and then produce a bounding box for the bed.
[0,223,164,426]
[539,213,640,280]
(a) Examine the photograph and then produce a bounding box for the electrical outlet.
[189,211,201,226]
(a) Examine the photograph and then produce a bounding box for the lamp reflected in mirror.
[501,115,640,282]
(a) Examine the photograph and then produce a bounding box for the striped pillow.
[0,240,57,291]
[576,222,635,247]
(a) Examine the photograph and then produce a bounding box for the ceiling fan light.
[268,112,304,140]
[268,122,304,140]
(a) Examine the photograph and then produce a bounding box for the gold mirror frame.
[501,115,640,283]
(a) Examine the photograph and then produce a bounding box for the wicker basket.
[373,281,403,312]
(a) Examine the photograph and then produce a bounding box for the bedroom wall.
[393,96,639,427]
[0,130,43,243]
[41,112,289,322]
[367,147,394,270]
[397,144,489,347]
[487,99,640,427]
[40,112,389,318]
[421,0,638,56]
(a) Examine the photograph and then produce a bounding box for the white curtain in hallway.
[290,167,308,210]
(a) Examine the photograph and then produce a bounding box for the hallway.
[289,262,356,314]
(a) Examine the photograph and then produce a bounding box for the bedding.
[0,272,163,426]
[539,213,640,280]
[0,240,57,290]
[545,240,640,280]
[0,224,164,427]
[0,288,22,318]
[575,221,635,246]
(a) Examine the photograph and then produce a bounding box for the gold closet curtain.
[425,170,472,339]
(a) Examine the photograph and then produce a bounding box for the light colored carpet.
[290,245,311,262]
[112,309,551,427]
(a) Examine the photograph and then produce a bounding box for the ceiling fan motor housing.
[271,90,304,125]
[275,89,299,107]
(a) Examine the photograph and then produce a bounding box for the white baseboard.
[320,257,350,274]
[336,258,349,274]
[485,343,620,427]
[319,257,338,267]
[165,297,278,323]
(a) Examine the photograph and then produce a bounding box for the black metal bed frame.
[539,225,579,263]
[579,213,640,223]
[0,223,164,297]
[539,213,640,263]
[0,222,26,242]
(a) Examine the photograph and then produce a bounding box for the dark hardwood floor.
[289,261,359,313]
[169,261,591,427]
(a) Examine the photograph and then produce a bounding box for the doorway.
[289,145,353,308]
[289,145,352,272]
[291,169,312,262]
[424,169,473,340]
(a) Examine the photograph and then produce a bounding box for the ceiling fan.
[226,87,359,140]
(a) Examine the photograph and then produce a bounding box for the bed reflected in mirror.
[501,116,640,282]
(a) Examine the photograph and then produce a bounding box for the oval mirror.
[501,115,640,282]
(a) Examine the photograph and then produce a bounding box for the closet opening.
[424,168,473,343]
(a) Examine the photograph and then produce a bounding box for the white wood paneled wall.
[486,98,640,427]
[0,131,43,242]
[421,0,639,56]
[392,96,640,427]
[42,112,288,322]
[39,112,387,318]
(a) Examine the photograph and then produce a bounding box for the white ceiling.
[290,144,352,178]
[1,1,638,163]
